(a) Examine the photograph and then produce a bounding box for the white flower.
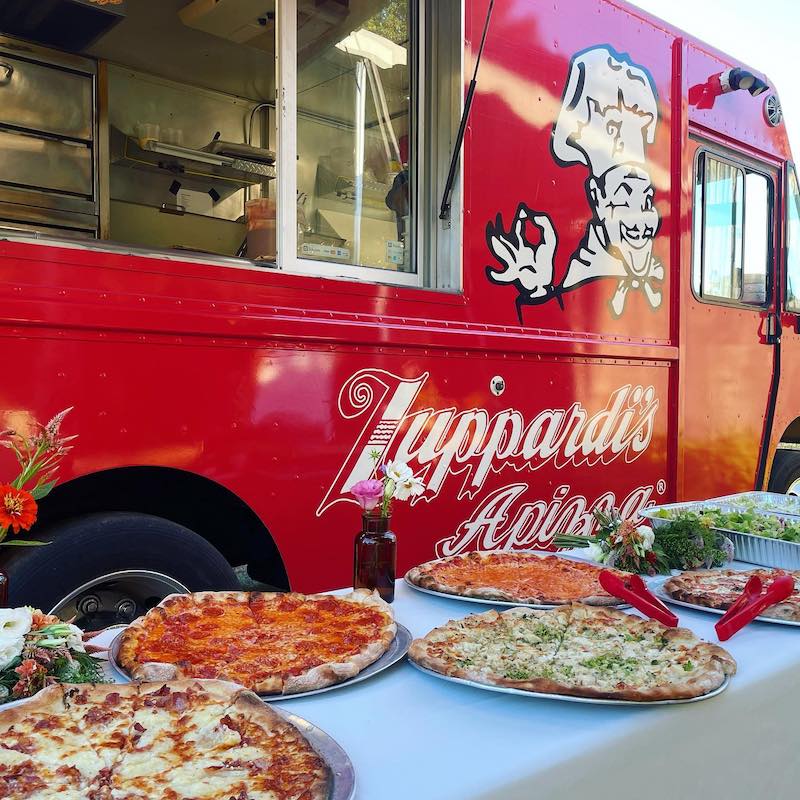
[0,636,24,670]
[393,475,425,501]
[586,542,607,563]
[61,624,86,653]
[0,608,32,640]
[384,461,413,483]
[637,525,655,550]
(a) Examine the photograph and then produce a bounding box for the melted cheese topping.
[422,605,716,695]
[129,594,390,688]
[0,683,328,800]
[424,553,617,601]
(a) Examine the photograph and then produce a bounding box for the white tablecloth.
[95,579,800,800]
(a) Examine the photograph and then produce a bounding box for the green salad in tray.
[653,507,800,543]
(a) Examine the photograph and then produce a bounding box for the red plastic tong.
[599,570,679,628]
[714,574,795,641]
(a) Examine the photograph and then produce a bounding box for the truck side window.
[787,165,800,313]
[693,152,772,306]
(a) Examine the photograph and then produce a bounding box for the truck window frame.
[0,1,463,295]
[785,162,800,314]
[691,146,775,311]
[275,0,463,293]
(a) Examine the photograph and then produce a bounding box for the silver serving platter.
[108,624,412,700]
[642,502,800,570]
[275,708,355,800]
[649,574,800,628]
[404,551,630,610]
[409,660,730,706]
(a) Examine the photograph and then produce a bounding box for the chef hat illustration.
[552,47,658,177]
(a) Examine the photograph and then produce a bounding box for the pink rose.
[350,479,384,512]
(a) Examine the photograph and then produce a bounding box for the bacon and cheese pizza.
[117,589,396,695]
[664,568,800,621]
[406,551,630,605]
[0,679,329,799]
[409,604,736,701]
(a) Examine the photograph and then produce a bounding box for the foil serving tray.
[641,502,800,570]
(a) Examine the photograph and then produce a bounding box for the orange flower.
[0,485,37,533]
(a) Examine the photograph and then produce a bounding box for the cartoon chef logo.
[486,46,664,321]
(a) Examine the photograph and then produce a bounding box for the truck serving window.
[290,0,461,289]
[692,152,772,306]
[787,165,800,313]
[0,1,460,290]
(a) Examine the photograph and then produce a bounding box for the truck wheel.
[768,450,800,495]
[3,512,240,627]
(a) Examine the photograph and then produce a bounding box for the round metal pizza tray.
[408,660,731,706]
[274,708,356,800]
[107,623,413,700]
[403,552,631,609]
[649,575,800,628]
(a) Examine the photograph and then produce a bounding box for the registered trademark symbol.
[656,479,666,494]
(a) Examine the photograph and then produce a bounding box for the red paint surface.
[0,0,796,592]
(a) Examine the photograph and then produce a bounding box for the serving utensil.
[715,574,795,641]
[599,570,679,627]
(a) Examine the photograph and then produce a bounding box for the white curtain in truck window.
[702,157,743,300]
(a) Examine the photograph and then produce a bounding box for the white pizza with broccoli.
[409,604,736,701]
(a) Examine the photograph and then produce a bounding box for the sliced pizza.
[0,680,330,800]
[663,568,800,621]
[406,551,631,605]
[117,589,396,695]
[409,603,736,702]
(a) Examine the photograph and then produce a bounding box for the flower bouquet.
[554,508,734,576]
[0,407,76,547]
[0,607,105,704]
[350,459,425,517]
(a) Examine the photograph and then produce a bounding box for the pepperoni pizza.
[0,679,330,799]
[117,590,396,695]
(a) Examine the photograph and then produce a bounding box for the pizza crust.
[409,604,736,702]
[664,569,800,622]
[0,680,331,800]
[118,588,396,695]
[407,551,626,605]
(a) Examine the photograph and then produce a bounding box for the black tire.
[4,512,240,612]
[768,450,800,494]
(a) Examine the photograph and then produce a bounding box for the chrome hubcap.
[786,477,800,497]
[50,570,189,628]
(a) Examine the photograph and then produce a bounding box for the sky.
[630,0,800,157]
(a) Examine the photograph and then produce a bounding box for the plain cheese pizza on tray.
[117,589,396,695]
[0,679,329,800]
[663,568,800,621]
[409,604,736,702]
[405,551,631,606]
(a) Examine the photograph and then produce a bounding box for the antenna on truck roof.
[439,0,495,223]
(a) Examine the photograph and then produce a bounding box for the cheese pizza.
[409,604,736,701]
[406,551,630,605]
[117,589,396,695]
[0,679,329,799]
[664,568,800,621]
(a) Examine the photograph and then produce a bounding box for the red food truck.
[0,0,798,625]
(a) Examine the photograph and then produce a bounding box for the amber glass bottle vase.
[353,514,396,603]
